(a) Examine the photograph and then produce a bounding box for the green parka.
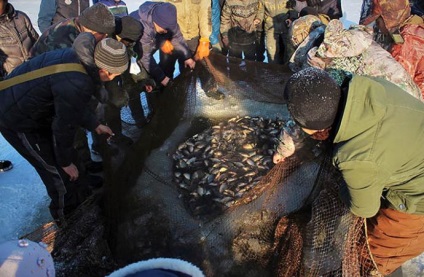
[333,75,424,218]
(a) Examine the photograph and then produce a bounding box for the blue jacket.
[130,2,191,83]
[0,48,99,167]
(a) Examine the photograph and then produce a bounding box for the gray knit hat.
[284,67,341,130]
[94,38,128,74]
[79,3,115,34]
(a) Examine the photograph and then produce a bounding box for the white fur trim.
[107,257,205,277]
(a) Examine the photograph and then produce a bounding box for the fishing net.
[24,53,376,276]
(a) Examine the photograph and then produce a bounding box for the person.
[287,17,422,100]
[0,239,55,276]
[303,0,342,19]
[360,0,424,99]
[256,0,298,64]
[107,257,205,277]
[97,0,128,17]
[0,0,39,174]
[220,0,262,61]
[160,0,224,100]
[282,67,424,276]
[0,0,39,78]
[210,0,223,53]
[37,0,90,33]
[130,2,195,88]
[0,38,128,221]
[31,2,116,174]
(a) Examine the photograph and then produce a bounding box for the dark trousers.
[0,127,91,220]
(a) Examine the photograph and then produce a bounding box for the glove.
[275,120,306,159]
[195,37,210,60]
[161,40,174,54]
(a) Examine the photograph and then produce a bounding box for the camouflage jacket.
[160,0,212,41]
[0,3,39,78]
[257,0,297,33]
[311,20,422,100]
[31,18,83,57]
[220,0,261,35]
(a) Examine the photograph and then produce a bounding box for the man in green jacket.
[283,67,424,275]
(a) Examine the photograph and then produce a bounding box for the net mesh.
[23,53,376,276]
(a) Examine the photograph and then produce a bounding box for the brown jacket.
[161,0,211,40]
[220,0,261,35]
[0,3,39,77]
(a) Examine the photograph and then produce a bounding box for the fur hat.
[94,38,128,74]
[79,3,116,34]
[115,16,143,42]
[284,67,341,130]
[152,3,177,30]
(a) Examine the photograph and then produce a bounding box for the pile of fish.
[173,116,285,217]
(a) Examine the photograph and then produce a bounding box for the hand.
[161,76,171,86]
[273,153,286,164]
[307,47,328,69]
[62,163,79,181]
[253,18,261,27]
[195,37,210,60]
[184,58,196,69]
[161,40,174,54]
[95,124,114,136]
[221,35,229,48]
[145,85,154,93]
[285,19,293,28]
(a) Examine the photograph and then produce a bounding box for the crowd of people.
[0,0,424,276]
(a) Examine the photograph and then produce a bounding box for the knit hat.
[284,67,341,130]
[116,16,143,42]
[78,3,116,34]
[0,239,55,277]
[152,3,177,30]
[94,38,128,74]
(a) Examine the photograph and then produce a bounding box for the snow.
[1,1,423,276]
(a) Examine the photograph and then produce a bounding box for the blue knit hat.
[152,3,177,30]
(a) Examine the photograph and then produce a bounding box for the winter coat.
[290,19,422,100]
[98,0,128,17]
[130,2,191,83]
[0,3,39,78]
[161,0,211,41]
[220,0,261,35]
[0,48,99,167]
[257,0,294,33]
[390,17,424,99]
[333,75,424,218]
[38,0,89,33]
[31,18,83,57]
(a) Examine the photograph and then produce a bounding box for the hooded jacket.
[0,48,99,167]
[131,2,191,83]
[0,3,39,78]
[333,75,424,218]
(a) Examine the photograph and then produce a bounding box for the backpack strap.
[0,63,87,91]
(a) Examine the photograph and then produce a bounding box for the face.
[301,127,331,141]
[153,22,168,34]
[98,69,121,82]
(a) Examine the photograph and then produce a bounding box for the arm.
[51,73,100,167]
[209,0,221,46]
[199,0,212,40]
[220,1,232,37]
[337,160,384,218]
[37,0,57,33]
